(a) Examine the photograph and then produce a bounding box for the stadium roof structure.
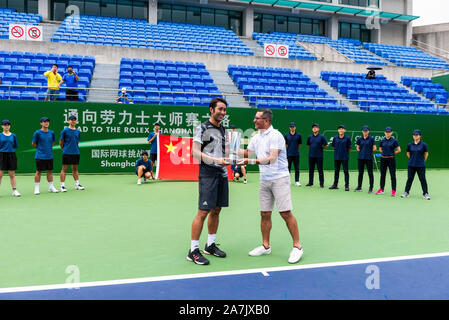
[227,0,419,22]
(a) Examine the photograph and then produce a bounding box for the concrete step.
[240,37,264,57]
[209,70,251,108]
[87,63,120,103]
[41,23,61,42]
[310,76,359,111]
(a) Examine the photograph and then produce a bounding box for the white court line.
[1,251,449,294]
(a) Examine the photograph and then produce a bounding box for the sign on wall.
[263,43,289,58]
[9,24,43,41]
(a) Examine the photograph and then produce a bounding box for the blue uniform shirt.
[60,127,81,155]
[332,135,352,161]
[406,141,428,167]
[135,157,152,172]
[356,136,375,160]
[231,164,242,173]
[62,73,78,88]
[307,133,328,158]
[147,132,158,154]
[284,132,302,157]
[0,133,18,152]
[380,137,399,157]
[32,129,55,160]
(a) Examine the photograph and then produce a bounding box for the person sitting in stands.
[366,70,376,80]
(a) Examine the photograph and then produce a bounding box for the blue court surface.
[1,252,449,300]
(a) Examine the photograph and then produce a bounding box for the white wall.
[381,22,406,45]
[381,0,406,14]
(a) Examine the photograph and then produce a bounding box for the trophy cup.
[227,130,242,165]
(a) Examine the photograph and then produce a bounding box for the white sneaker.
[295,182,301,186]
[34,187,40,195]
[137,179,142,185]
[12,189,21,197]
[75,184,85,190]
[60,186,67,192]
[288,247,303,264]
[249,245,271,256]
[244,179,247,184]
[48,185,59,193]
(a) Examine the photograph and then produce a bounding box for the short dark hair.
[52,64,58,68]
[257,108,273,123]
[209,97,228,114]
[67,65,73,69]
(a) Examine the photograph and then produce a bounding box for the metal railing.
[412,38,449,62]
[0,84,448,114]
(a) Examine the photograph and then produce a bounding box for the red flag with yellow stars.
[156,134,233,181]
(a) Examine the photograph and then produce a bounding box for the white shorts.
[259,175,293,212]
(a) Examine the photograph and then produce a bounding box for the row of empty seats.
[118,58,221,105]
[0,50,95,101]
[255,32,386,65]
[321,71,448,115]
[0,7,42,39]
[52,15,253,56]
[229,65,347,111]
[363,43,449,70]
[401,76,449,104]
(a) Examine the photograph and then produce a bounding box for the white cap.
[121,87,127,92]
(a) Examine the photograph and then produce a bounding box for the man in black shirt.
[187,98,229,265]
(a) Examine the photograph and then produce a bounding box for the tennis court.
[0,169,448,299]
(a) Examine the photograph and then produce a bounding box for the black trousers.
[287,155,300,182]
[357,159,374,189]
[333,160,349,187]
[308,157,324,186]
[380,157,397,191]
[405,166,428,195]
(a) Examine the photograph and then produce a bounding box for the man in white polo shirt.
[238,109,303,264]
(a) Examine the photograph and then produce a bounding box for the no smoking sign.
[9,24,43,41]
[263,43,289,59]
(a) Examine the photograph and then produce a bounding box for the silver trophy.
[227,130,242,165]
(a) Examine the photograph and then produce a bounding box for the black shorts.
[150,153,157,163]
[65,89,79,101]
[62,154,80,165]
[135,169,151,176]
[36,159,53,171]
[198,174,229,210]
[0,152,17,171]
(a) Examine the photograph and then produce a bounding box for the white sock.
[75,180,79,185]
[35,182,39,187]
[49,182,54,187]
[191,240,199,252]
[61,182,65,187]
[207,234,216,247]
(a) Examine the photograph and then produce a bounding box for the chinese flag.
[156,134,233,181]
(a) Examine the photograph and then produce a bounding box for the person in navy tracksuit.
[329,125,352,191]
[305,123,328,188]
[376,127,401,197]
[401,129,430,200]
[355,125,376,193]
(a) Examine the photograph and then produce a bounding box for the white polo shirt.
[248,125,289,181]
